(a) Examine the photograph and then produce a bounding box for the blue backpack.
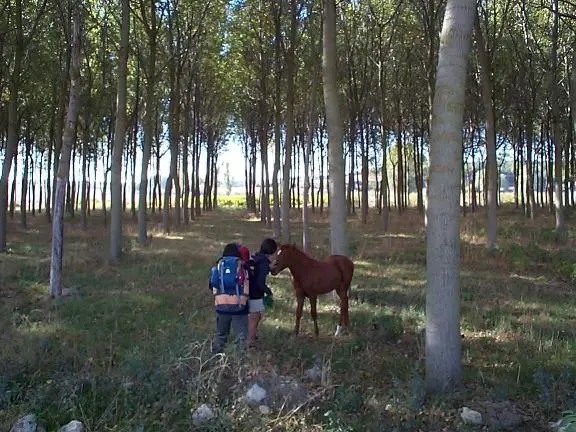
[210,256,248,313]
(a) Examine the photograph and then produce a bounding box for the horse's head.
[269,244,295,275]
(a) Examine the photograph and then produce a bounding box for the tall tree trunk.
[182,84,191,224]
[282,0,297,243]
[549,0,565,234]
[194,116,201,217]
[323,0,347,256]
[39,148,44,214]
[80,101,90,229]
[138,0,157,245]
[0,0,23,251]
[526,115,536,219]
[50,9,81,297]
[272,2,283,236]
[474,15,497,248]
[571,45,576,197]
[395,104,404,213]
[303,73,318,252]
[360,118,369,224]
[20,123,31,229]
[102,121,112,225]
[110,0,129,262]
[426,0,475,394]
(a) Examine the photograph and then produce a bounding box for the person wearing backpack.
[247,238,278,347]
[209,243,250,354]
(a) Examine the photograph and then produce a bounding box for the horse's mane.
[280,243,314,259]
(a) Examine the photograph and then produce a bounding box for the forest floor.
[1,205,576,431]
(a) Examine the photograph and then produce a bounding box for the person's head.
[259,238,278,256]
[222,243,240,257]
[238,245,250,263]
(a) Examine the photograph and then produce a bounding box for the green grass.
[1,206,576,431]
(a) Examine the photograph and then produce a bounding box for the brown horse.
[269,244,354,337]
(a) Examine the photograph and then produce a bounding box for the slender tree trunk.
[323,0,347,256]
[20,125,31,229]
[549,0,565,234]
[570,46,576,204]
[182,87,191,224]
[0,0,23,250]
[30,150,35,216]
[303,72,318,252]
[138,0,157,245]
[426,0,475,394]
[51,10,81,297]
[80,104,90,229]
[360,118,369,224]
[282,0,297,243]
[110,0,129,261]
[39,149,44,215]
[526,115,536,219]
[194,118,201,217]
[474,15,497,249]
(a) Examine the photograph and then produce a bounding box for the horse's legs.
[335,286,349,336]
[294,295,305,336]
[309,297,319,337]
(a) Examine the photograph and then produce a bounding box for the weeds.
[1,207,575,430]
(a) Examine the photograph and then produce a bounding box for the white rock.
[246,383,267,404]
[57,420,83,432]
[10,415,38,432]
[192,404,214,426]
[258,405,271,415]
[461,406,483,425]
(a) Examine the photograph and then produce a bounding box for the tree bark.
[0,0,23,251]
[110,0,129,262]
[323,0,347,256]
[549,0,565,234]
[426,0,475,394]
[474,15,498,248]
[138,0,157,245]
[50,9,81,297]
[282,0,297,244]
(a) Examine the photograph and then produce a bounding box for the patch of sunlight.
[107,291,162,306]
[262,317,293,331]
[509,273,541,282]
[16,321,62,337]
[355,260,376,268]
[368,233,419,239]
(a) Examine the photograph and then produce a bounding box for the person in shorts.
[247,238,277,347]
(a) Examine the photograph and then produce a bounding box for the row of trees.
[1,0,575,394]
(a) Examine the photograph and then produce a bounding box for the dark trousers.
[212,312,248,353]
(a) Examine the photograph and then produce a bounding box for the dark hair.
[259,238,278,255]
[222,243,240,257]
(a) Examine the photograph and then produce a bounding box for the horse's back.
[325,255,354,288]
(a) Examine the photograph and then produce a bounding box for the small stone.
[304,365,322,382]
[258,405,271,415]
[57,420,83,432]
[62,287,81,297]
[10,414,38,432]
[461,407,483,425]
[191,404,214,426]
[246,383,267,404]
